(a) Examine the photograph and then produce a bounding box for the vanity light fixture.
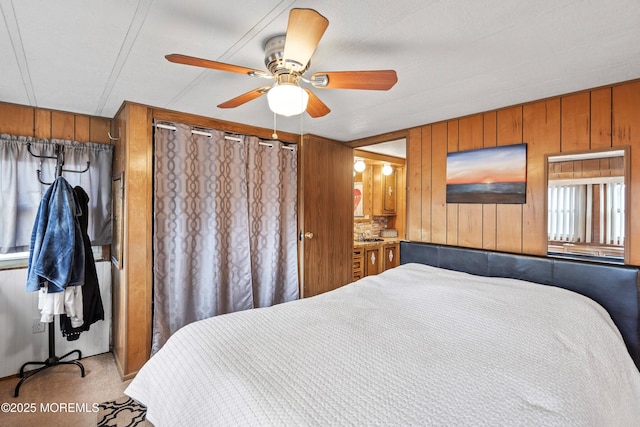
[382,163,393,176]
[354,159,366,173]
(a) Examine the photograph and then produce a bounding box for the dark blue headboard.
[400,241,640,368]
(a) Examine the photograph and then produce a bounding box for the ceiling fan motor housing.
[264,35,308,75]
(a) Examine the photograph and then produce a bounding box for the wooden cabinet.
[383,171,397,214]
[373,166,397,216]
[353,248,364,281]
[383,242,400,270]
[355,241,400,278]
[364,246,380,276]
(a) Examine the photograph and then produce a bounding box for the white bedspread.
[126,263,640,426]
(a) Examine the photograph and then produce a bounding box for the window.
[548,177,625,246]
[0,247,106,269]
[0,251,30,269]
[548,184,585,242]
[0,135,113,270]
[547,149,627,262]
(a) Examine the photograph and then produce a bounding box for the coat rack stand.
[14,320,85,397]
[14,143,90,398]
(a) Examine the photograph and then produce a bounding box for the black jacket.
[61,186,105,340]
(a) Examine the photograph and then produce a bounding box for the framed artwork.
[354,182,364,217]
[446,143,527,204]
[111,172,124,269]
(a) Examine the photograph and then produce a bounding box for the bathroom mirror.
[546,147,628,263]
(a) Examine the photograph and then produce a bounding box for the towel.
[26,176,85,293]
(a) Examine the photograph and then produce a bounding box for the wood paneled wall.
[0,102,111,143]
[406,80,640,265]
[110,102,154,379]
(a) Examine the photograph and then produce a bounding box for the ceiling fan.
[165,8,398,118]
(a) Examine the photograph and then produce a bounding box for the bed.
[125,242,640,426]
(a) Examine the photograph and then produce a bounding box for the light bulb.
[267,84,309,116]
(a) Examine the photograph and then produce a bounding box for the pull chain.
[272,112,278,139]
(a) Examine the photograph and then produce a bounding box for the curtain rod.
[154,122,218,139]
[153,121,296,150]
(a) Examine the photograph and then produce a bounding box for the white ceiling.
[357,139,407,159]
[2,0,640,143]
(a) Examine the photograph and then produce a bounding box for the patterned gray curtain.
[246,136,299,307]
[152,123,298,352]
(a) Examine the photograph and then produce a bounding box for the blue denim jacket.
[26,176,85,293]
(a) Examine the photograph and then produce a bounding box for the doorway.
[353,138,407,240]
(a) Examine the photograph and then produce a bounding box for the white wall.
[0,262,111,379]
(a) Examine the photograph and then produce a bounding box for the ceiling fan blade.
[283,9,329,69]
[311,70,398,90]
[166,53,269,77]
[304,89,331,118]
[217,86,271,109]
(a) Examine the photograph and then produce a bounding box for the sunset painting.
[446,144,527,203]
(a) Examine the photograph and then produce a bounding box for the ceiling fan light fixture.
[166,9,396,119]
[267,83,309,116]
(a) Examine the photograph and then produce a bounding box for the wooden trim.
[353,149,405,166]
[347,129,410,148]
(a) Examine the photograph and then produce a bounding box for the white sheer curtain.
[152,123,298,352]
[0,134,113,253]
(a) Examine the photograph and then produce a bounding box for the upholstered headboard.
[400,241,640,368]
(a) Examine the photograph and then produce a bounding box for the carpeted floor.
[0,352,144,427]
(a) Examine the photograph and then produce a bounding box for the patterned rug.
[96,396,152,426]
